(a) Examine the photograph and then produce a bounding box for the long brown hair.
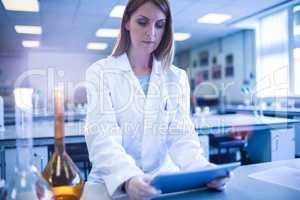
[112,0,174,69]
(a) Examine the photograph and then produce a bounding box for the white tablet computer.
[151,162,240,194]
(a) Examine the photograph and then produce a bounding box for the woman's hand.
[125,175,161,200]
[206,172,232,191]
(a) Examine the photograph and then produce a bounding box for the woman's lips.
[142,41,155,44]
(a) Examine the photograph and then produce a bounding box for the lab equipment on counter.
[42,86,84,200]
[5,88,54,200]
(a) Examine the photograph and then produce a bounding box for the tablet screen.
[151,162,240,193]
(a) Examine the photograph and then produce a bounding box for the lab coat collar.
[151,56,162,75]
[114,53,162,75]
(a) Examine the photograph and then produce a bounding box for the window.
[256,10,289,97]
[293,5,300,95]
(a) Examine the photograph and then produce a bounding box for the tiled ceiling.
[0,0,292,55]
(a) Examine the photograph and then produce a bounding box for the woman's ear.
[125,20,130,31]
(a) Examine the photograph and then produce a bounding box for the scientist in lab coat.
[83,0,229,199]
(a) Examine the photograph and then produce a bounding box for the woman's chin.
[141,43,156,50]
[132,45,156,54]
[141,47,155,54]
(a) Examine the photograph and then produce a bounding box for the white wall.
[0,52,28,87]
[0,52,29,110]
[176,30,256,103]
[0,50,106,113]
[26,51,105,111]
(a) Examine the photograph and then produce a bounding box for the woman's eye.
[156,22,165,29]
[137,20,147,26]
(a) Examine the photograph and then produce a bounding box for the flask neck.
[54,108,65,154]
[54,138,65,154]
[55,115,64,139]
[16,138,32,170]
[54,86,65,143]
[54,86,65,154]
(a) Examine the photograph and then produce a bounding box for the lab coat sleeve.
[85,65,143,196]
[167,71,210,171]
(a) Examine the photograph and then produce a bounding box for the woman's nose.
[145,24,156,38]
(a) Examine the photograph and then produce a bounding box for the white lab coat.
[85,53,209,196]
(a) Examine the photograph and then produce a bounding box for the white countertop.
[192,114,297,129]
[226,105,300,114]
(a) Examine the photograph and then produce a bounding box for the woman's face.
[126,2,166,54]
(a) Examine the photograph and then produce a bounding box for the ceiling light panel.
[1,0,39,12]
[22,40,40,48]
[15,25,42,34]
[96,28,120,38]
[198,13,232,24]
[174,33,191,41]
[110,5,126,18]
[87,42,108,50]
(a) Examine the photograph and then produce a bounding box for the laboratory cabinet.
[247,128,295,162]
[4,146,48,181]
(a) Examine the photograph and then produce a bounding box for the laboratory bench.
[107,158,300,200]
[224,104,300,118]
[0,121,86,180]
[0,114,299,180]
[224,105,300,157]
[193,114,298,163]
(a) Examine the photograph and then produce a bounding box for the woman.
[83,0,229,199]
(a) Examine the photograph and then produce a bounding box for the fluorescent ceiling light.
[87,42,108,50]
[198,13,232,24]
[15,25,42,34]
[110,5,126,18]
[96,28,120,38]
[174,33,191,41]
[1,0,39,12]
[22,40,40,48]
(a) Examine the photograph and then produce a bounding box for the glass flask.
[42,87,84,200]
[6,88,54,200]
